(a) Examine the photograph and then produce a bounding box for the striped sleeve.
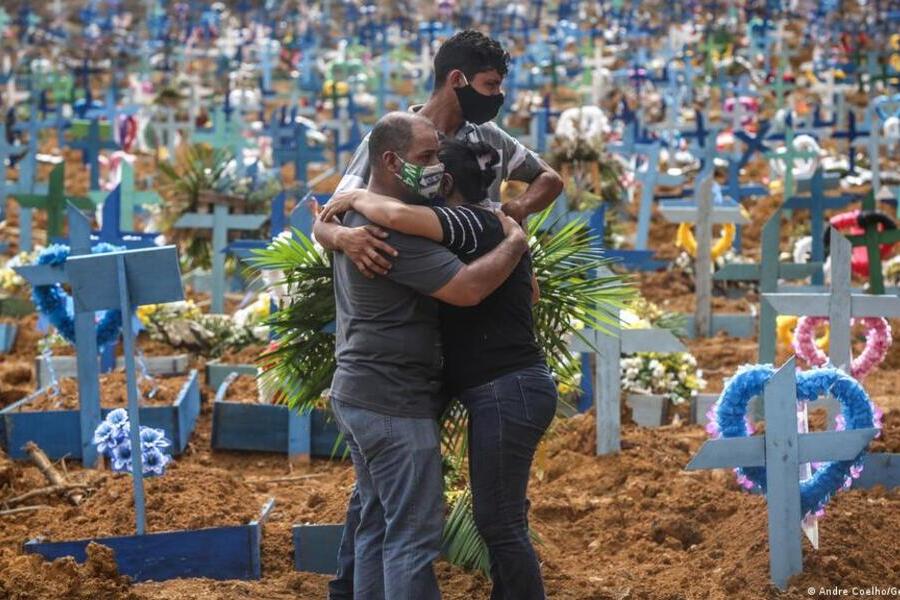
[429,206,486,255]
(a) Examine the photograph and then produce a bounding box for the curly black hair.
[439,139,499,204]
[432,29,510,88]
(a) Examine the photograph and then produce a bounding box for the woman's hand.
[318,189,364,223]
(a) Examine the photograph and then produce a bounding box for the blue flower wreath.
[710,365,878,519]
[31,243,125,349]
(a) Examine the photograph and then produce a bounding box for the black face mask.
[454,83,505,125]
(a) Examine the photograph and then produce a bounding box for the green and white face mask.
[394,155,445,200]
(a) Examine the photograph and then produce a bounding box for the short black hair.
[433,30,510,89]
[368,112,417,167]
[439,139,499,204]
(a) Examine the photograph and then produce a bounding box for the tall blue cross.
[831,109,869,173]
[68,117,120,191]
[92,185,159,249]
[65,244,184,534]
[632,141,686,249]
[782,168,859,284]
[686,358,878,590]
[13,205,104,466]
[273,122,326,186]
[174,201,267,314]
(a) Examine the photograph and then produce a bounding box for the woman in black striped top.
[321,139,556,600]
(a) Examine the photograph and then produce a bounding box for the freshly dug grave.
[221,374,263,403]
[13,372,192,412]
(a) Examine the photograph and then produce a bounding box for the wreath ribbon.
[705,365,881,519]
[31,243,125,349]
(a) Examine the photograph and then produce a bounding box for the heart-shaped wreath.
[705,365,882,519]
[31,243,125,349]
[793,316,892,380]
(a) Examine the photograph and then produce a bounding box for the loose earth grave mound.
[13,372,191,411]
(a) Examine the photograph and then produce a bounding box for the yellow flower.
[136,304,159,325]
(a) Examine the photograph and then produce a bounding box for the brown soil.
[216,345,267,365]
[15,372,192,412]
[222,374,261,403]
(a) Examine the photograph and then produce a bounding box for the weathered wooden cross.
[782,167,859,285]
[659,175,751,337]
[174,200,267,314]
[570,296,687,455]
[715,208,823,363]
[13,205,104,466]
[68,117,120,191]
[65,244,184,534]
[686,357,878,590]
[763,230,900,417]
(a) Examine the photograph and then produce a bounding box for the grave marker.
[686,358,877,590]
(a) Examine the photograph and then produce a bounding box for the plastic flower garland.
[92,408,171,476]
[675,222,736,260]
[705,365,881,519]
[31,243,125,349]
[793,317,892,380]
[777,315,829,351]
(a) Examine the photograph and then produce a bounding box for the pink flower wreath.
[792,316,892,380]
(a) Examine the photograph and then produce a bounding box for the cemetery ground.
[1,167,899,599]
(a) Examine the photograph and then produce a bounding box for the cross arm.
[620,328,687,353]
[845,230,900,246]
[11,193,49,208]
[13,264,68,286]
[796,429,878,463]
[686,436,766,470]
[67,195,95,210]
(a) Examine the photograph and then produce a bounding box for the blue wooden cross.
[91,185,159,249]
[174,202,267,314]
[273,122,326,186]
[686,358,878,590]
[571,299,687,454]
[65,244,184,535]
[0,123,25,210]
[632,141,686,250]
[13,205,104,466]
[588,203,666,271]
[224,190,290,262]
[831,109,869,173]
[68,117,120,191]
[660,175,750,337]
[782,168,859,285]
[193,107,247,175]
[89,163,162,231]
[715,208,823,363]
[529,97,560,154]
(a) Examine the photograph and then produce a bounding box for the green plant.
[249,206,635,574]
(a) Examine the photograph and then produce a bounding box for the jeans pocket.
[515,373,558,429]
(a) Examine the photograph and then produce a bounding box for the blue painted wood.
[24,498,274,582]
[0,370,201,460]
[65,246,183,312]
[686,358,878,589]
[292,524,344,575]
[211,374,344,459]
[0,323,17,353]
[855,453,900,489]
[206,361,258,389]
[679,314,756,339]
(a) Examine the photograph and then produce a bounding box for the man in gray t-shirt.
[331,209,461,418]
[327,112,527,599]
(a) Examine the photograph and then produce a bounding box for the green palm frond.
[249,206,635,575]
[527,208,636,404]
[249,229,335,414]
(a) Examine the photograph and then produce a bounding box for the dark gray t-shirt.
[329,210,464,418]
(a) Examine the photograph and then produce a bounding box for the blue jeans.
[330,399,444,600]
[460,363,557,600]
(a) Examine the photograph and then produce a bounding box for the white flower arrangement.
[620,351,706,404]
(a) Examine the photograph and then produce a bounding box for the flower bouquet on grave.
[92,409,172,477]
[547,106,626,212]
[0,249,41,316]
[620,351,707,407]
[137,297,269,359]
